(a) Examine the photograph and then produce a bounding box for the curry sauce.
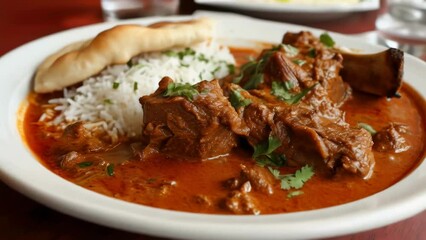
[22,43,426,215]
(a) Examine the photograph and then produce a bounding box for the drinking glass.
[375,0,426,59]
[101,0,179,21]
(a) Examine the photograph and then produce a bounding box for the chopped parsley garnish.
[320,32,335,48]
[227,64,235,75]
[112,82,120,89]
[234,47,281,90]
[211,66,221,76]
[253,135,286,167]
[292,59,306,66]
[163,82,199,101]
[103,99,113,104]
[106,164,115,176]
[126,59,134,68]
[164,48,196,60]
[394,92,401,98]
[308,48,316,58]
[164,50,178,57]
[287,190,304,198]
[229,89,252,109]
[233,61,257,84]
[178,48,196,60]
[77,161,93,168]
[133,82,138,92]
[268,165,314,190]
[198,53,209,62]
[281,44,299,57]
[358,122,377,135]
[271,81,316,104]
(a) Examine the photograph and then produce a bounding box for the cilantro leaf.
[292,59,306,66]
[320,32,335,48]
[308,48,316,58]
[282,44,299,57]
[106,163,115,176]
[163,82,199,101]
[227,64,235,75]
[287,190,304,198]
[271,81,317,104]
[229,89,252,109]
[253,135,285,167]
[269,165,314,191]
[112,82,120,89]
[77,161,93,168]
[233,61,257,84]
[283,165,314,190]
[234,46,284,89]
[358,122,377,135]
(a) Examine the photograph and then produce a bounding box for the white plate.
[0,12,425,240]
[195,0,380,21]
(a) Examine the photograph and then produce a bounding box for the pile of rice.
[40,40,236,142]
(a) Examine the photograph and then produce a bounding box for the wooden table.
[1,0,425,239]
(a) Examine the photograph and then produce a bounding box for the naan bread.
[34,18,214,93]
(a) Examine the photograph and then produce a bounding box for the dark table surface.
[1,0,425,239]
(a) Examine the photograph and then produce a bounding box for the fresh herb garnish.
[211,66,221,76]
[271,81,316,104]
[358,122,377,135]
[281,44,299,57]
[104,99,113,104]
[106,163,115,176]
[229,89,252,109]
[164,48,196,60]
[227,64,235,75]
[394,92,401,98]
[126,59,134,68]
[308,48,316,58]
[133,82,138,92]
[198,53,209,62]
[292,59,306,66]
[233,47,281,89]
[268,165,314,190]
[164,50,178,57]
[233,61,257,84]
[178,48,196,60]
[163,82,199,101]
[320,32,335,48]
[112,82,120,89]
[287,190,304,198]
[253,135,286,167]
[77,161,93,168]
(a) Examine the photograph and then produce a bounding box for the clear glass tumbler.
[375,0,426,59]
[101,0,179,21]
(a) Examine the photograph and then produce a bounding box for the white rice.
[41,40,235,142]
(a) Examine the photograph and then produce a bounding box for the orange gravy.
[22,49,426,214]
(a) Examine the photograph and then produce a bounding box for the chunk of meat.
[140,77,249,159]
[223,181,261,215]
[57,121,110,153]
[227,32,376,177]
[224,164,276,194]
[281,31,350,106]
[373,123,410,153]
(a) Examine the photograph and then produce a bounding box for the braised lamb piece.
[139,31,405,180]
[139,77,248,159]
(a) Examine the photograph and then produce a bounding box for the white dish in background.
[195,0,380,21]
[0,12,425,240]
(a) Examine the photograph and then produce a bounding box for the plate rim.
[0,12,425,240]
[194,0,380,13]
